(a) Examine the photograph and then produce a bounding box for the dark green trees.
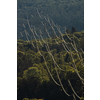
[71,27,77,33]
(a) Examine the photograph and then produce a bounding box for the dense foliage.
[17,0,84,40]
[17,31,84,100]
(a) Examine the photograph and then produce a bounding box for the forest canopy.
[17,30,84,100]
[17,0,84,99]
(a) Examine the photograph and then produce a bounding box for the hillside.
[17,0,84,40]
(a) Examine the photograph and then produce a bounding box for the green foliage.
[23,67,41,79]
[17,31,84,100]
[23,66,49,84]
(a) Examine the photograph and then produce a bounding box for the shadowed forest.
[17,0,84,40]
